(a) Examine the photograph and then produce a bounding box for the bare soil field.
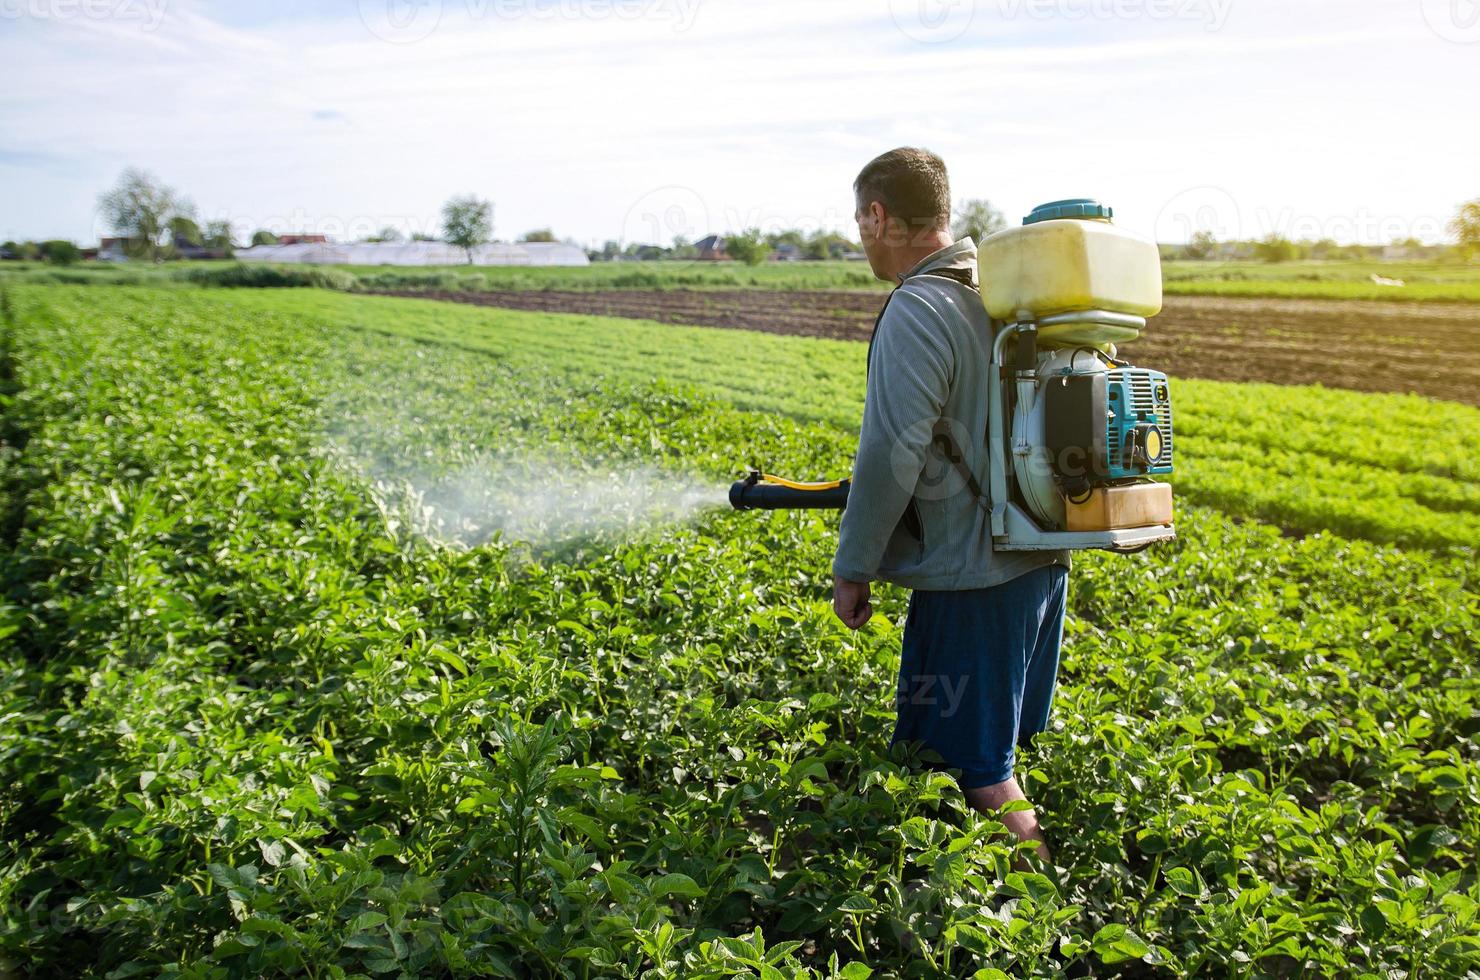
[377,289,1480,405]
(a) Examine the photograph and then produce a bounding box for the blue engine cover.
[1105,368,1173,477]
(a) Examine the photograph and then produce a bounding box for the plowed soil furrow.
[374,289,1480,405]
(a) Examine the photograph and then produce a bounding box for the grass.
[1161,259,1480,302]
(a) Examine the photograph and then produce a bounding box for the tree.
[1253,233,1300,263]
[805,231,857,260]
[250,229,279,246]
[39,240,81,266]
[670,235,697,261]
[203,220,234,251]
[442,195,493,263]
[97,168,186,261]
[169,215,203,248]
[952,198,1006,244]
[1308,237,1339,259]
[1185,230,1218,260]
[725,228,770,266]
[1448,199,1480,260]
[376,226,404,244]
[519,228,556,243]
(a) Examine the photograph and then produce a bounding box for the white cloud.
[0,0,1474,245]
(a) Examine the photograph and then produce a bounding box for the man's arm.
[833,290,953,591]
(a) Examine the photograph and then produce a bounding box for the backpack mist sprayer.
[730,199,1176,553]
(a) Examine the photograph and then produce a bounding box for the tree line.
[6,170,1477,267]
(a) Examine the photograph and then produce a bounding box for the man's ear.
[863,200,889,244]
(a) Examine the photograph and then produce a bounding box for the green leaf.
[790,757,828,784]
[103,807,143,831]
[714,936,760,964]
[350,911,389,932]
[1164,866,1199,896]
[836,894,876,914]
[648,873,705,899]
[1093,923,1151,964]
[258,839,285,867]
[208,864,237,889]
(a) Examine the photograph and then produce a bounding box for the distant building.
[1380,242,1443,261]
[694,235,727,261]
[771,243,802,262]
[98,236,147,261]
[234,240,590,267]
[173,235,230,261]
[278,234,329,246]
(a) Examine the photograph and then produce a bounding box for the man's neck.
[886,233,956,282]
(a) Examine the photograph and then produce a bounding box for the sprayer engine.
[1008,347,1175,536]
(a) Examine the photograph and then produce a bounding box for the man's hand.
[833,575,873,630]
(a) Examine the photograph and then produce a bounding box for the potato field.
[1,284,1477,978]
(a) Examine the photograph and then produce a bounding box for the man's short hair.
[854,147,951,232]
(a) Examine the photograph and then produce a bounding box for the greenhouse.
[235,240,589,266]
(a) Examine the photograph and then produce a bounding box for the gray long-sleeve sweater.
[832,238,1070,590]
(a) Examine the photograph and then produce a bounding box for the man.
[831,147,1071,862]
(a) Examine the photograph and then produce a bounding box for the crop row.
[0,284,1476,977]
[185,288,1480,550]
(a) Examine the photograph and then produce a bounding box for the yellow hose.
[760,473,848,491]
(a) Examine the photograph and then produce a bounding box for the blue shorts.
[891,563,1068,790]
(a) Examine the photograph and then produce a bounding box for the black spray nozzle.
[729,470,850,511]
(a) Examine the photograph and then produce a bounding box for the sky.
[1,0,1476,248]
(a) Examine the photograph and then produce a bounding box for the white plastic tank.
[979,199,1162,346]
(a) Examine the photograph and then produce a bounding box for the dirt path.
[373,289,1480,405]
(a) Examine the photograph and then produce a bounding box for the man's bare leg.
[963,776,1050,868]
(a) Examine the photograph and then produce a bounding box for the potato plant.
[212,288,1480,549]
[0,285,1476,978]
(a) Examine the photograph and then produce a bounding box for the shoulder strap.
[864,287,897,379]
[931,420,990,511]
[911,266,979,291]
[865,265,979,378]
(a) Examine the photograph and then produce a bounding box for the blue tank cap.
[1023,198,1113,224]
